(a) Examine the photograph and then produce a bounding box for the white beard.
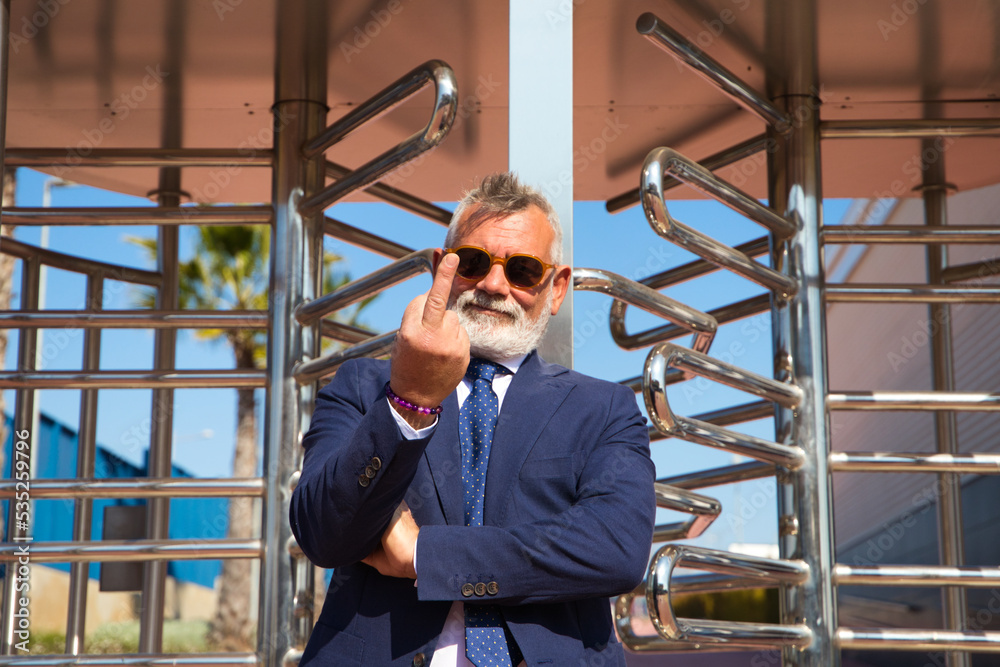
[452,289,553,360]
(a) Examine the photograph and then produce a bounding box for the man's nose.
[476,262,510,296]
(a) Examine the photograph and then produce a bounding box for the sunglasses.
[445,245,556,290]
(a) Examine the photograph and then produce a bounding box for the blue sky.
[3,166,851,551]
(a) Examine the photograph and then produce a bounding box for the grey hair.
[444,172,563,264]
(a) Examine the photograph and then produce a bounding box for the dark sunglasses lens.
[454,248,491,279]
[506,256,545,287]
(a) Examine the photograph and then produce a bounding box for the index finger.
[422,252,459,327]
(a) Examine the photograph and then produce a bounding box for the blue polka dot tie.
[460,358,521,667]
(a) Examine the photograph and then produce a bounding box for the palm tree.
[132,225,365,650]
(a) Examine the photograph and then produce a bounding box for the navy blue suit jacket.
[290,352,656,666]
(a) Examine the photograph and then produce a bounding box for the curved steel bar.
[642,149,798,295]
[324,217,414,259]
[835,564,1000,587]
[645,343,804,468]
[635,14,789,130]
[653,483,721,542]
[325,160,452,226]
[821,119,1000,139]
[296,249,434,324]
[2,205,272,226]
[828,391,1000,411]
[0,310,267,329]
[823,225,1000,244]
[0,477,265,500]
[606,136,769,214]
[0,369,265,390]
[299,60,458,215]
[612,293,769,352]
[829,451,1000,473]
[825,284,1000,303]
[0,538,262,563]
[0,655,258,667]
[646,544,811,647]
[838,628,1000,653]
[573,267,716,355]
[649,147,794,237]
[6,147,274,167]
[644,237,769,291]
[614,590,714,653]
[648,401,774,442]
[1,236,161,286]
[294,330,397,385]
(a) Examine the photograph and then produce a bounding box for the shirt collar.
[489,352,527,376]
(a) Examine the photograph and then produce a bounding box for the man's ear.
[549,265,572,315]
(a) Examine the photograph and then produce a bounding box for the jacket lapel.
[483,352,572,526]
[423,392,463,526]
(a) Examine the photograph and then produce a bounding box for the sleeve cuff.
[388,397,439,440]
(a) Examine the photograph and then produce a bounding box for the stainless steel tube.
[642,236,769,291]
[828,391,1000,411]
[821,119,1000,138]
[264,1,328,662]
[636,13,789,130]
[0,310,268,329]
[825,284,1000,303]
[0,370,266,389]
[648,401,774,442]
[298,60,458,215]
[3,205,272,225]
[1,257,38,654]
[0,539,262,562]
[295,249,434,324]
[66,276,103,653]
[320,320,378,345]
[5,147,274,168]
[823,226,1000,244]
[829,452,1000,473]
[325,161,452,226]
[658,460,776,490]
[766,1,838,663]
[642,149,798,295]
[835,564,1000,587]
[838,628,1000,653]
[324,218,414,259]
[0,655,258,667]
[606,136,769,214]
[0,477,266,499]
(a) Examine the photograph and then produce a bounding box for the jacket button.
[486,581,499,596]
[371,456,382,470]
[358,474,370,488]
[474,582,487,597]
[461,583,475,597]
[364,465,377,479]
[412,652,426,667]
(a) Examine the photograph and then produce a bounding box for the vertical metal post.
[1,258,39,654]
[509,0,574,368]
[766,1,838,665]
[922,152,968,667]
[139,0,185,649]
[261,1,326,665]
[65,274,104,654]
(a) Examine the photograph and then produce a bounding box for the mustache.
[454,290,523,320]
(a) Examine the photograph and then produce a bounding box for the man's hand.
[390,252,470,427]
[361,501,419,579]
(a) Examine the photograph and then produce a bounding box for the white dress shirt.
[388,354,527,667]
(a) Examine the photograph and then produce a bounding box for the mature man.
[290,173,655,666]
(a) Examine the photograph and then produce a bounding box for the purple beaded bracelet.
[385,383,443,415]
